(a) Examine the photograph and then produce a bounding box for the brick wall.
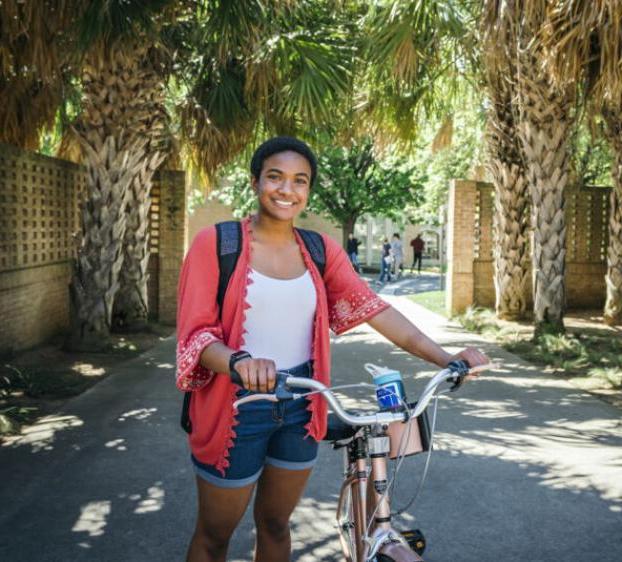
[188,200,342,247]
[157,170,186,325]
[446,179,610,315]
[0,143,185,353]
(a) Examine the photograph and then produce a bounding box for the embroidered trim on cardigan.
[176,328,222,390]
[330,292,389,335]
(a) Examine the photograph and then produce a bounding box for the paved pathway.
[1,275,621,561]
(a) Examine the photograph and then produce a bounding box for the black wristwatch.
[229,350,252,373]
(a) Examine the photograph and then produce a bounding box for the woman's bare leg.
[186,475,255,562]
[252,465,313,562]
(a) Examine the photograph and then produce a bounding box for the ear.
[251,175,259,193]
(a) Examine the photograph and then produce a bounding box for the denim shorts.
[191,361,319,488]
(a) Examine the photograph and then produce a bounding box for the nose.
[278,178,294,193]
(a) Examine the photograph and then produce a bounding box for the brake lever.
[230,370,295,400]
[274,372,295,400]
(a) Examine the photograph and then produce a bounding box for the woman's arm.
[367,306,489,369]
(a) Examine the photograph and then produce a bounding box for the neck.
[251,213,296,244]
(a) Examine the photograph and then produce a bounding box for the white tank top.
[242,269,317,370]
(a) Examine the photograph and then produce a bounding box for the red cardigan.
[175,217,389,475]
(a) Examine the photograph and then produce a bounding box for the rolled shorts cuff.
[193,463,263,489]
[265,455,318,471]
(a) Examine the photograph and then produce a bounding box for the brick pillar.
[446,180,477,315]
[157,170,186,325]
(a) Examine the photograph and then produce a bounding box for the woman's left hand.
[449,347,491,381]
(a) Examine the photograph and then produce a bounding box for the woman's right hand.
[231,357,277,393]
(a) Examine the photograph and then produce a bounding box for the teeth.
[274,200,294,207]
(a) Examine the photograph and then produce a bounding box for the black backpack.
[180,221,326,433]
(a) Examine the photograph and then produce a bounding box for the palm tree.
[497,0,578,335]
[359,0,467,145]
[66,1,176,347]
[0,1,82,148]
[178,1,353,178]
[545,0,622,325]
[481,1,530,320]
[602,106,622,325]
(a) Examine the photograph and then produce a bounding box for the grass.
[407,290,447,317]
[455,307,622,392]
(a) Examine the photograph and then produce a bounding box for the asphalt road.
[1,276,621,561]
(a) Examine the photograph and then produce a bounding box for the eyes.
[265,173,308,186]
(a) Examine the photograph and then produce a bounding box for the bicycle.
[232,360,494,561]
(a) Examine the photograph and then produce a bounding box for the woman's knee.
[192,522,233,556]
[255,514,290,541]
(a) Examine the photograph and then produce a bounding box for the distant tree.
[312,139,424,247]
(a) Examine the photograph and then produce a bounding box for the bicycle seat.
[324,412,358,442]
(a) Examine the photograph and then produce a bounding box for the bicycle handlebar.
[231,362,498,427]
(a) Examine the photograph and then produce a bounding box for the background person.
[346,232,361,273]
[410,234,424,274]
[391,233,404,279]
[377,237,393,283]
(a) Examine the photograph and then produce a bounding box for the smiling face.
[251,150,311,222]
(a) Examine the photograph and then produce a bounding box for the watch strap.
[229,350,252,373]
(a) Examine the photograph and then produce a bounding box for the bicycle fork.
[336,435,422,562]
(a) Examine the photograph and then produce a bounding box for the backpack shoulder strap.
[296,227,326,277]
[181,220,242,435]
[216,221,242,316]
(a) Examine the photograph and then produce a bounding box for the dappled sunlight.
[156,362,175,369]
[291,495,343,561]
[331,332,379,344]
[70,362,106,377]
[1,414,83,452]
[436,417,622,502]
[104,438,127,451]
[455,397,527,419]
[72,500,111,538]
[332,390,375,411]
[474,373,576,390]
[132,482,165,514]
[117,407,157,422]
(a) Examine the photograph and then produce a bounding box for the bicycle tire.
[344,484,358,559]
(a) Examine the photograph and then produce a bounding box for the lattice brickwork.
[0,143,185,353]
[0,145,86,271]
[472,183,610,264]
[448,180,612,315]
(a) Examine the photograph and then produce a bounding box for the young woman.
[176,136,489,562]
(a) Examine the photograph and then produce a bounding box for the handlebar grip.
[446,359,470,391]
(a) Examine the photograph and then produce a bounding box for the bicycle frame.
[336,428,423,562]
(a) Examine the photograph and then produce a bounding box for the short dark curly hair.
[250,136,318,187]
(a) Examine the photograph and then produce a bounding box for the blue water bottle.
[365,363,407,411]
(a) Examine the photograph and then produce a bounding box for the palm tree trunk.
[69,41,171,348]
[66,44,161,348]
[66,135,146,349]
[112,151,166,330]
[516,48,574,336]
[112,55,170,330]
[602,108,622,325]
[486,80,530,319]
